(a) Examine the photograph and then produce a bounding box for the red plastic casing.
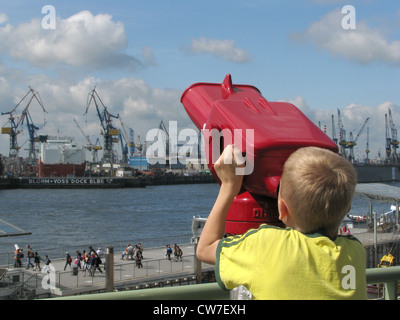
[181,74,338,234]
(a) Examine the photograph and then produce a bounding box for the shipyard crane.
[337,109,347,158]
[73,118,101,163]
[331,114,338,145]
[23,110,44,165]
[365,127,370,164]
[84,88,119,169]
[1,87,47,173]
[385,113,392,161]
[159,120,170,169]
[388,108,399,163]
[117,114,131,165]
[118,131,128,165]
[346,117,369,163]
[135,134,143,154]
[93,137,102,160]
[129,128,135,157]
[74,118,93,150]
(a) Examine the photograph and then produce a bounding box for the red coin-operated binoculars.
[181,74,338,235]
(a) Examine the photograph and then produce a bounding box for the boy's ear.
[278,197,289,224]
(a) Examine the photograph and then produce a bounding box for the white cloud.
[291,8,400,66]
[0,13,7,24]
[279,96,400,161]
[0,69,398,163]
[0,74,191,158]
[186,37,251,63]
[0,10,145,70]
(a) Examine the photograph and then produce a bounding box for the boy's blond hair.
[280,147,357,235]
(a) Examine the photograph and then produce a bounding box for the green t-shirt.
[216,225,367,300]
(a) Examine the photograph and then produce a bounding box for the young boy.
[196,145,366,300]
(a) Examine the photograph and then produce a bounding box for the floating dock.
[0,174,216,189]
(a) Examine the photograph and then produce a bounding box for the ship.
[38,135,86,177]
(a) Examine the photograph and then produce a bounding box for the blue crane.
[84,87,119,167]
[1,87,46,172]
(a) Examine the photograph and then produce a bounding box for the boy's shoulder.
[220,225,364,252]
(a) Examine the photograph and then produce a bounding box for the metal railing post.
[194,238,202,284]
[105,246,114,292]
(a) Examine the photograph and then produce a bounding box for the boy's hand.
[196,145,246,265]
[214,144,245,196]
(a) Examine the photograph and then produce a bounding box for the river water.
[0,182,396,255]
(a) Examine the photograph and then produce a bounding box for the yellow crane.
[346,117,369,163]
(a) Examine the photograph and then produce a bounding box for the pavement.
[5,243,214,298]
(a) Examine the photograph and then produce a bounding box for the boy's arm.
[196,145,244,265]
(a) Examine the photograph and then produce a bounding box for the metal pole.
[105,246,114,292]
[368,199,373,222]
[373,211,377,267]
[194,238,202,284]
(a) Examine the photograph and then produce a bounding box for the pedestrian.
[26,245,34,269]
[33,252,41,271]
[165,244,172,260]
[64,252,72,271]
[138,243,143,259]
[176,246,183,261]
[89,252,102,276]
[14,248,23,268]
[135,247,143,268]
[82,251,89,276]
[127,244,134,260]
[75,250,82,269]
[43,255,51,272]
[95,253,103,274]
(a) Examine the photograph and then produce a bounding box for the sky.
[0,0,399,162]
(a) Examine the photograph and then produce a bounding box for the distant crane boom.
[354,117,369,144]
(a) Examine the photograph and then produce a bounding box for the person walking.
[165,245,172,260]
[26,245,34,269]
[82,251,89,276]
[135,245,143,268]
[75,250,82,269]
[43,255,51,272]
[64,252,72,271]
[33,252,42,271]
[95,253,103,274]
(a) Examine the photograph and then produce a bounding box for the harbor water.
[0,182,398,255]
[0,184,219,255]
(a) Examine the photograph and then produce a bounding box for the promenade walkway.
[2,243,214,299]
[2,228,399,299]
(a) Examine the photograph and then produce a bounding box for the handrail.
[8,273,38,299]
[49,282,229,300]
[48,266,400,300]
[366,266,400,300]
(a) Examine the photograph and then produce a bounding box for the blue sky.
[0,0,399,160]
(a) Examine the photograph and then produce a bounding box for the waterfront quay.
[1,229,400,299]
[0,242,214,299]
